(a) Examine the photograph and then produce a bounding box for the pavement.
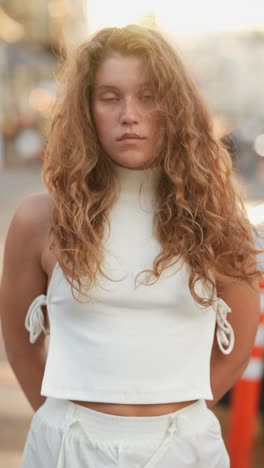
[0,163,263,467]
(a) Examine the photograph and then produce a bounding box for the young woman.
[0,24,262,468]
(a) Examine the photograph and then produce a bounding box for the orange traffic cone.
[227,279,264,468]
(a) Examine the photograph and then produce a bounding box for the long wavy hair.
[42,24,263,305]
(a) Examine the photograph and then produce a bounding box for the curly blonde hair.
[42,24,263,305]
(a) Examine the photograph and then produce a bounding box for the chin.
[113,155,153,169]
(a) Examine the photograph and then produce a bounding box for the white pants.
[22,398,230,468]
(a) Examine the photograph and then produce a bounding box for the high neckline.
[114,163,161,194]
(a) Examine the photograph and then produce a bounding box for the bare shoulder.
[0,192,55,344]
[12,191,54,238]
[17,192,57,272]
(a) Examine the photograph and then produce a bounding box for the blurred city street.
[1,0,264,467]
[0,0,264,468]
[0,164,263,467]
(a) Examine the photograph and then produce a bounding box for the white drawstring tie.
[56,420,84,468]
[25,294,49,344]
[214,297,235,355]
[56,411,98,468]
[143,414,191,468]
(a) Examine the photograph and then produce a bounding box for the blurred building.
[163,27,264,180]
[0,0,88,166]
[0,0,264,181]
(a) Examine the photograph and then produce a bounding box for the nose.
[120,97,140,125]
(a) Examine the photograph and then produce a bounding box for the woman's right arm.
[0,194,50,411]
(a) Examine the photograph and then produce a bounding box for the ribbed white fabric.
[25,163,235,403]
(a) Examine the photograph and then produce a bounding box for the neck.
[114,162,161,194]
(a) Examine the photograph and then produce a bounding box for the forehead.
[93,54,152,90]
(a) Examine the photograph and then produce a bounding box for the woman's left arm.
[207,269,261,409]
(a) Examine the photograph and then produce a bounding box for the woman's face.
[91,53,162,169]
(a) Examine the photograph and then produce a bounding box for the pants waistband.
[40,398,209,443]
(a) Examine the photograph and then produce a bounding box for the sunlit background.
[87,0,264,33]
[1,1,264,219]
[0,1,264,467]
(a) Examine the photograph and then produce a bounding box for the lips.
[117,133,145,141]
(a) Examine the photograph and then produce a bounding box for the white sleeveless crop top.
[25,164,235,403]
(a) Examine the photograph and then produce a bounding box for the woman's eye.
[101,97,119,102]
[140,95,153,100]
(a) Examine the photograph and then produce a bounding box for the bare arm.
[207,261,260,409]
[0,194,50,411]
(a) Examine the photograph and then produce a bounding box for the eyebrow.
[94,82,154,92]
